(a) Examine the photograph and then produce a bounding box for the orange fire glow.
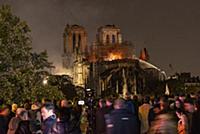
[106,52,123,61]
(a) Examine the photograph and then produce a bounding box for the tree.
[0,5,64,104]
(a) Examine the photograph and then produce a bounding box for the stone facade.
[62,24,163,95]
[62,24,88,87]
[97,25,122,44]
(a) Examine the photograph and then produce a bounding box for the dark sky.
[1,0,200,76]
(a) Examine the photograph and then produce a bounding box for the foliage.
[48,75,78,100]
[0,5,64,104]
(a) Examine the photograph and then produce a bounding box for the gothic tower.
[97,25,122,45]
[63,24,87,68]
[62,24,88,88]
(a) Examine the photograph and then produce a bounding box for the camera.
[85,88,94,98]
[78,100,85,105]
[84,88,96,134]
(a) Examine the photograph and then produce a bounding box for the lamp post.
[43,76,48,85]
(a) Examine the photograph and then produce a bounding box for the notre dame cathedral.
[62,24,165,96]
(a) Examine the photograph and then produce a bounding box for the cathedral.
[62,24,165,96]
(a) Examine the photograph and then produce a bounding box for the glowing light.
[43,77,48,85]
[86,88,91,92]
[106,52,123,61]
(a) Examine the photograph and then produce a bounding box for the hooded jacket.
[105,109,140,134]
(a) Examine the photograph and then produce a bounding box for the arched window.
[106,35,110,43]
[112,35,115,43]
[78,34,81,48]
[72,33,76,52]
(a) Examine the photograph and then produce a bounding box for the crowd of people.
[0,98,85,134]
[0,91,200,134]
[95,92,200,134]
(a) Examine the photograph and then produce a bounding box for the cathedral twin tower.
[62,24,162,95]
[63,24,87,68]
[63,25,123,66]
[62,24,132,87]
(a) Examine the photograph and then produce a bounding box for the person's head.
[12,103,18,113]
[159,96,169,110]
[98,99,106,108]
[18,110,28,120]
[16,108,28,120]
[24,103,31,110]
[175,99,183,109]
[114,99,125,110]
[184,98,195,113]
[60,99,68,108]
[179,93,185,102]
[153,104,161,114]
[143,96,150,104]
[41,102,55,120]
[124,92,131,100]
[153,97,160,105]
[0,105,10,116]
[106,97,113,107]
[133,95,139,101]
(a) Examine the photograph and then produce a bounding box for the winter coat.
[50,120,69,134]
[59,107,71,122]
[42,115,56,134]
[191,110,200,134]
[7,117,21,134]
[68,109,82,134]
[185,112,193,134]
[15,121,32,134]
[139,103,151,133]
[0,115,9,134]
[125,100,136,115]
[29,110,42,133]
[104,105,113,114]
[95,107,107,134]
[105,109,140,134]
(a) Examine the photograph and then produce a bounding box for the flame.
[106,52,123,61]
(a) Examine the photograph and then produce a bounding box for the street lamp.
[43,76,48,85]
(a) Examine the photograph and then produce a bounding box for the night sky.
[1,0,200,76]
